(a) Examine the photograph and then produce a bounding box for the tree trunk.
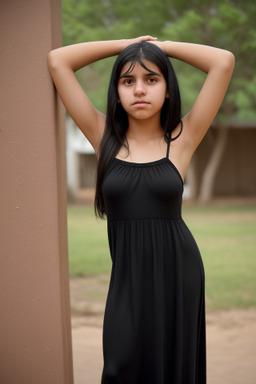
[186,157,198,200]
[199,128,229,202]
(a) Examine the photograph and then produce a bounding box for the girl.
[48,36,234,383]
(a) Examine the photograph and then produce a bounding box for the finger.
[141,35,158,41]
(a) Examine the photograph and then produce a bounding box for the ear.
[165,90,169,98]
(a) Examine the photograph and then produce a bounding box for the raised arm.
[153,40,235,156]
[48,36,156,152]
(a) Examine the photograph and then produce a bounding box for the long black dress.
[101,138,206,384]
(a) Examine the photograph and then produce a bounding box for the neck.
[126,116,163,141]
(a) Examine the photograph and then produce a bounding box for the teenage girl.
[48,36,234,384]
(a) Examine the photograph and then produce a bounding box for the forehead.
[120,59,162,76]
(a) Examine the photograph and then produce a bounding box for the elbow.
[222,50,235,74]
[47,49,72,75]
[47,50,59,72]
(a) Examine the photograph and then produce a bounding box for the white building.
[66,117,97,202]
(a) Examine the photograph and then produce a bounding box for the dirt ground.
[70,277,256,384]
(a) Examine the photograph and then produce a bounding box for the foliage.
[62,0,256,121]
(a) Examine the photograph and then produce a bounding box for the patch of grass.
[67,202,256,311]
[182,203,256,311]
[67,205,110,276]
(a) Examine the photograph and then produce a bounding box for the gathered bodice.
[102,156,184,221]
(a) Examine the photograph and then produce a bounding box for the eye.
[147,77,157,84]
[120,78,134,85]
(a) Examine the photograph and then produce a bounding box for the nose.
[134,80,146,96]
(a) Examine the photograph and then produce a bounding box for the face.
[117,60,168,123]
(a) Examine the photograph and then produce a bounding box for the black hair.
[94,41,181,218]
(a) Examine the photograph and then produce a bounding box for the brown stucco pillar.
[0,1,74,383]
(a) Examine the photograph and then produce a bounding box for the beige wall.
[0,1,73,383]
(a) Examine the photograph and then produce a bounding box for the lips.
[132,100,150,106]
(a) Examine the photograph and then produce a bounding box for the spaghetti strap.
[166,139,171,159]
[166,120,183,159]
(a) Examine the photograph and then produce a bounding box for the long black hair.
[94,41,181,218]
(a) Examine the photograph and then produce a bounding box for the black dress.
[101,138,206,384]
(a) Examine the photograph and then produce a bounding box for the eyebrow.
[119,71,161,79]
